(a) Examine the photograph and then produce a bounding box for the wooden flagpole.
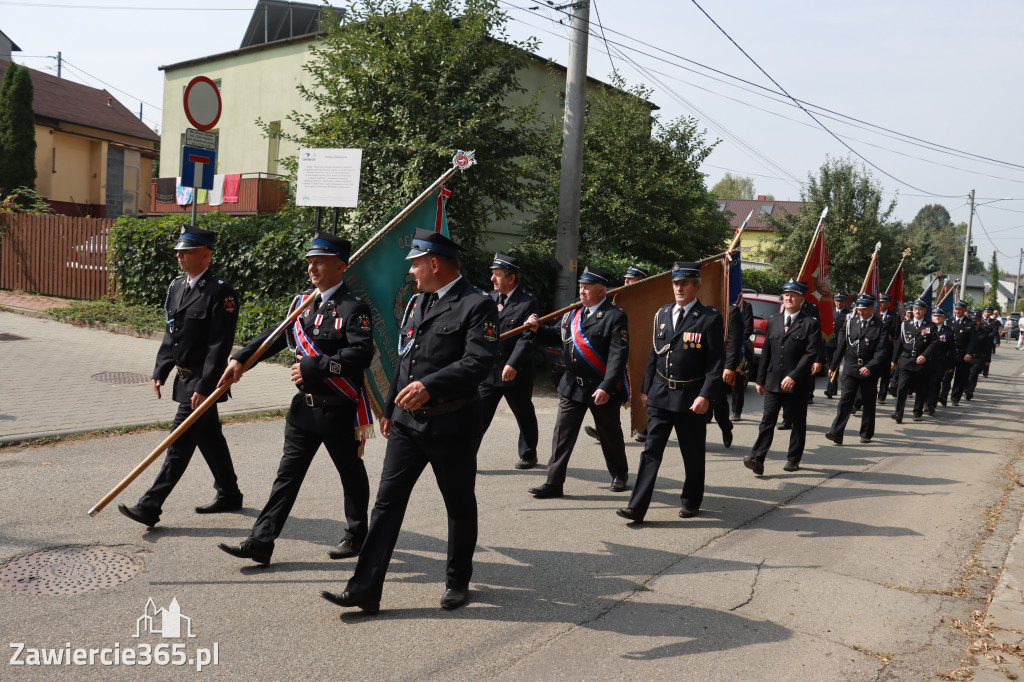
[859,242,883,295]
[89,151,478,517]
[500,251,731,340]
[797,206,829,280]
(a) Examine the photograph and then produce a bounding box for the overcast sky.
[4,0,1024,271]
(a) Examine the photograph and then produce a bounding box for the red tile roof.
[0,59,158,143]
[717,198,805,231]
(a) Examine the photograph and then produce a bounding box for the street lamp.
[960,191,1013,300]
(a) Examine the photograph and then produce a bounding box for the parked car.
[743,292,783,357]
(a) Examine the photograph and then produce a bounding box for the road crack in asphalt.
[728,558,765,612]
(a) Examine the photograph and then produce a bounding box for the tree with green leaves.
[989,251,1001,307]
[710,172,755,200]
[524,75,730,265]
[0,61,36,197]
[905,204,979,277]
[270,0,547,251]
[763,156,908,294]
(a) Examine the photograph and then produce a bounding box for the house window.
[717,201,726,211]
[267,121,281,175]
[759,203,774,216]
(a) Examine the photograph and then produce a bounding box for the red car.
[742,291,782,357]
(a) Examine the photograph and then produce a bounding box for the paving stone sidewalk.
[0,310,292,444]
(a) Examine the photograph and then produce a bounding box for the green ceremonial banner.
[345,187,451,416]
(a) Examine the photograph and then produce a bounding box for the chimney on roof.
[106,96,112,107]
[757,195,766,201]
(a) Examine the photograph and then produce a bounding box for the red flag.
[799,228,835,339]
[886,266,904,317]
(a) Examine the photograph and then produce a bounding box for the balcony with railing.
[150,173,288,215]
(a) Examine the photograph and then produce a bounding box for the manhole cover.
[0,332,27,341]
[0,545,145,595]
[92,371,151,385]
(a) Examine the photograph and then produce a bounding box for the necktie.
[423,292,437,315]
[785,315,792,330]
[674,307,682,329]
[311,293,322,311]
[498,293,507,308]
[581,307,589,322]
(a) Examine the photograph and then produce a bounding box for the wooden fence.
[0,214,116,299]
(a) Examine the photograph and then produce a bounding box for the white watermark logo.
[10,597,219,671]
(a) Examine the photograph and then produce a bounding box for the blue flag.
[919,277,935,315]
[344,187,451,414]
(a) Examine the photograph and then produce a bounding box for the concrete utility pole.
[960,189,975,301]
[1014,248,1022,314]
[553,0,590,308]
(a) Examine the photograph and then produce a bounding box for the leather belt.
[574,375,600,388]
[175,366,199,379]
[902,351,918,358]
[410,396,477,418]
[656,371,704,390]
[302,392,349,407]
[856,358,865,365]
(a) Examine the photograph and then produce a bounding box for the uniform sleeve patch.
[330,361,342,375]
[357,314,371,330]
[620,328,629,342]
[224,296,236,313]
[483,321,498,342]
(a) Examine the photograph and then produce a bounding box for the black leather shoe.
[965,394,973,401]
[529,483,563,498]
[679,507,699,518]
[913,414,923,421]
[616,508,643,522]
[319,590,380,614]
[610,476,628,492]
[722,429,733,448]
[328,538,362,560]
[782,461,799,472]
[118,503,158,527]
[890,414,903,424]
[730,413,741,421]
[824,431,843,445]
[440,587,468,610]
[514,457,538,470]
[952,400,960,406]
[634,431,647,443]
[743,456,764,476]
[927,407,935,416]
[218,542,271,565]
[777,422,792,431]
[860,436,872,443]
[939,397,947,407]
[824,391,834,399]
[877,397,887,405]
[195,497,243,514]
[584,425,601,441]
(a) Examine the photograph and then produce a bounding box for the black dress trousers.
[478,377,539,461]
[248,395,368,551]
[545,395,628,487]
[345,422,479,600]
[628,404,707,516]
[751,389,808,465]
[829,374,878,440]
[139,401,240,514]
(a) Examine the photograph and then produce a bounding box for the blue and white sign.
[180,146,216,190]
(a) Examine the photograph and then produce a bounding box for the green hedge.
[111,213,311,343]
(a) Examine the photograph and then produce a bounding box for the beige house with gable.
[158,0,654,244]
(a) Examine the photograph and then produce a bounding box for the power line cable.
[972,209,1012,258]
[590,0,618,76]
[687,0,959,198]
[501,0,1024,176]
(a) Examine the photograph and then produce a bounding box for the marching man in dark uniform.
[585,263,649,445]
[982,306,999,377]
[478,253,540,470]
[119,226,243,528]
[744,279,821,475]
[321,229,497,614]
[890,299,937,423]
[824,294,891,445]
[823,293,850,399]
[730,293,755,421]
[616,261,723,522]
[925,307,955,416]
[947,301,978,406]
[217,232,374,564]
[524,265,631,498]
[778,292,821,429]
[965,308,989,399]
[707,299,743,448]
[876,293,900,404]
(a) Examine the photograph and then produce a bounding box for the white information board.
[296,148,362,207]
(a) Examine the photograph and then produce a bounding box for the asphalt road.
[1,350,1023,680]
